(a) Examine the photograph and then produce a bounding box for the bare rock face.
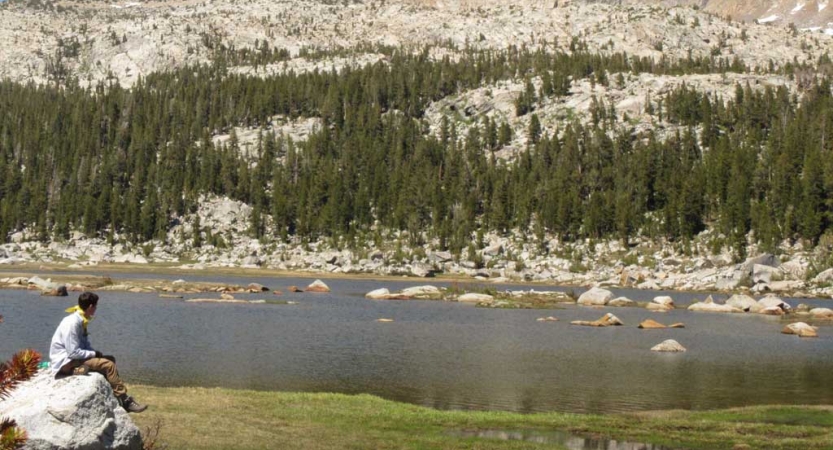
[608,296,635,307]
[781,322,819,338]
[651,339,686,352]
[0,371,142,450]
[577,287,614,306]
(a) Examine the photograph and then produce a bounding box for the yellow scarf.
[65,305,93,335]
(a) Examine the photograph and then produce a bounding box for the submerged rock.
[809,307,833,319]
[638,319,666,329]
[0,371,142,449]
[365,288,392,299]
[571,313,624,327]
[608,296,635,307]
[781,322,818,338]
[651,339,687,352]
[536,316,559,322]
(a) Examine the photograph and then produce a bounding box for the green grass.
[130,386,833,450]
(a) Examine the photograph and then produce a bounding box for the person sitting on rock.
[49,292,148,413]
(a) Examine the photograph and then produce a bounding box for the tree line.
[0,43,831,260]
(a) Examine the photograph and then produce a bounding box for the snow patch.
[825,28,833,35]
[820,1,828,12]
[791,2,805,14]
[758,15,780,23]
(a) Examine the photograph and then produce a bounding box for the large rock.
[781,322,818,338]
[409,262,435,278]
[687,295,743,313]
[457,293,494,303]
[758,295,791,311]
[28,276,58,291]
[651,339,687,352]
[0,371,142,450]
[652,296,674,307]
[576,287,613,306]
[752,264,780,285]
[725,294,761,312]
[743,254,779,274]
[813,268,833,284]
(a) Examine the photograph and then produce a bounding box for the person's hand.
[94,350,103,358]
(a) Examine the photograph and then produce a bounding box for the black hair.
[78,292,99,311]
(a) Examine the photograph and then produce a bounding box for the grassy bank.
[130,386,833,450]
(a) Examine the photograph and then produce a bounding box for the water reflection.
[452,430,673,449]
[1,276,832,414]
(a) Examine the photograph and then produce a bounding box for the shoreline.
[128,385,833,450]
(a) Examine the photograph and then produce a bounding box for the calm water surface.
[1,275,831,414]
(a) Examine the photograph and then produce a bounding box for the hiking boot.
[72,366,89,376]
[118,394,148,413]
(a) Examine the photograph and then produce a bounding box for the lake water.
[1,274,832,414]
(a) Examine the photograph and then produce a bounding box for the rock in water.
[809,308,833,319]
[305,279,331,293]
[41,285,69,297]
[651,339,687,352]
[576,287,613,306]
[781,322,819,338]
[536,316,559,322]
[571,313,624,327]
[607,296,635,307]
[0,371,142,449]
[726,294,761,312]
[457,293,494,303]
[687,295,742,313]
[365,288,391,299]
[638,319,666,329]
[652,296,674,307]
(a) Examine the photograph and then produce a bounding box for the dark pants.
[60,357,127,397]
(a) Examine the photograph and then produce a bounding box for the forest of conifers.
[0,43,832,259]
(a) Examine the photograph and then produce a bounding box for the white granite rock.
[651,339,687,352]
[577,287,613,306]
[0,371,142,450]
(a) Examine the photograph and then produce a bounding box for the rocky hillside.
[1,0,832,88]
